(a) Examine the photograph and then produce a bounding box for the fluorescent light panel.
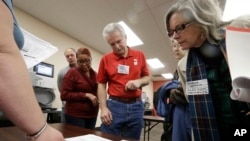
[146,58,164,69]
[118,21,143,47]
[222,0,250,21]
[161,73,173,79]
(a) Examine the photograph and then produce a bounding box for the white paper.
[20,28,58,69]
[226,26,250,102]
[65,134,112,141]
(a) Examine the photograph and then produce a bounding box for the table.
[143,115,165,141]
[0,123,134,141]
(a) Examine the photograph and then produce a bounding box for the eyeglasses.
[77,59,91,65]
[168,22,191,37]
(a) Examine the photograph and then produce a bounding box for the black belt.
[109,96,141,104]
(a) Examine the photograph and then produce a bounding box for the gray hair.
[230,14,250,28]
[102,23,126,39]
[165,0,230,45]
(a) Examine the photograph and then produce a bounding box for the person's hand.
[169,86,187,105]
[125,80,141,91]
[86,93,98,106]
[36,125,64,141]
[100,107,112,126]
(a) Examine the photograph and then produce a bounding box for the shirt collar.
[113,47,133,60]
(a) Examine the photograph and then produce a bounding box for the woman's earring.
[200,32,205,39]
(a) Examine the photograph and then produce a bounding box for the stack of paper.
[65,134,112,141]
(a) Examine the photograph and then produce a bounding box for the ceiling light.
[146,58,164,69]
[222,0,250,21]
[118,21,143,47]
[161,73,173,79]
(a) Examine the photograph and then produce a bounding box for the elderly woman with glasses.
[165,0,250,140]
[61,47,99,129]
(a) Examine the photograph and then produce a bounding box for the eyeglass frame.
[77,58,91,65]
[168,22,192,38]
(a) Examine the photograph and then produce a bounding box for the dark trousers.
[65,114,97,129]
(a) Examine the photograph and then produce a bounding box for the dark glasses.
[77,59,91,65]
[168,22,191,37]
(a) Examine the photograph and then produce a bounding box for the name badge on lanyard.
[117,64,130,74]
[186,79,209,95]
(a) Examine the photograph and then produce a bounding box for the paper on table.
[20,28,58,69]
[226,26,250,102]
[65,134,112,141]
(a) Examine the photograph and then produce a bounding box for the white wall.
[14,7,154,126]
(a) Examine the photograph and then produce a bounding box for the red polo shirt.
[97,47,149,98]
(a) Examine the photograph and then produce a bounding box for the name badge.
[186,79,209,95]
[117,64,129,74]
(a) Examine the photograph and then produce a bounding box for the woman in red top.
[61,47,99,129]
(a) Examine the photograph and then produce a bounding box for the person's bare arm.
[97,83,112,125]
[0,1,63,140]
[125,76,150,90]
[139,76,150,87]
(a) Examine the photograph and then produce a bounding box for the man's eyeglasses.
[168,22,191,37]
[77,59,91,65]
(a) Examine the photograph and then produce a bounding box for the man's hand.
[125,80,141,91]
[100,107,113,125]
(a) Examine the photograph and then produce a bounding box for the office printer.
[29,62,56,109]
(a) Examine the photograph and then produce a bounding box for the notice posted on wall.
[20,28,58,69]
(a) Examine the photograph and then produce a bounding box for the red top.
[97,47,149,98]
[61,67,98,118]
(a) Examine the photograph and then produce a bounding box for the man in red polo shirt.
[97,22,150,140]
